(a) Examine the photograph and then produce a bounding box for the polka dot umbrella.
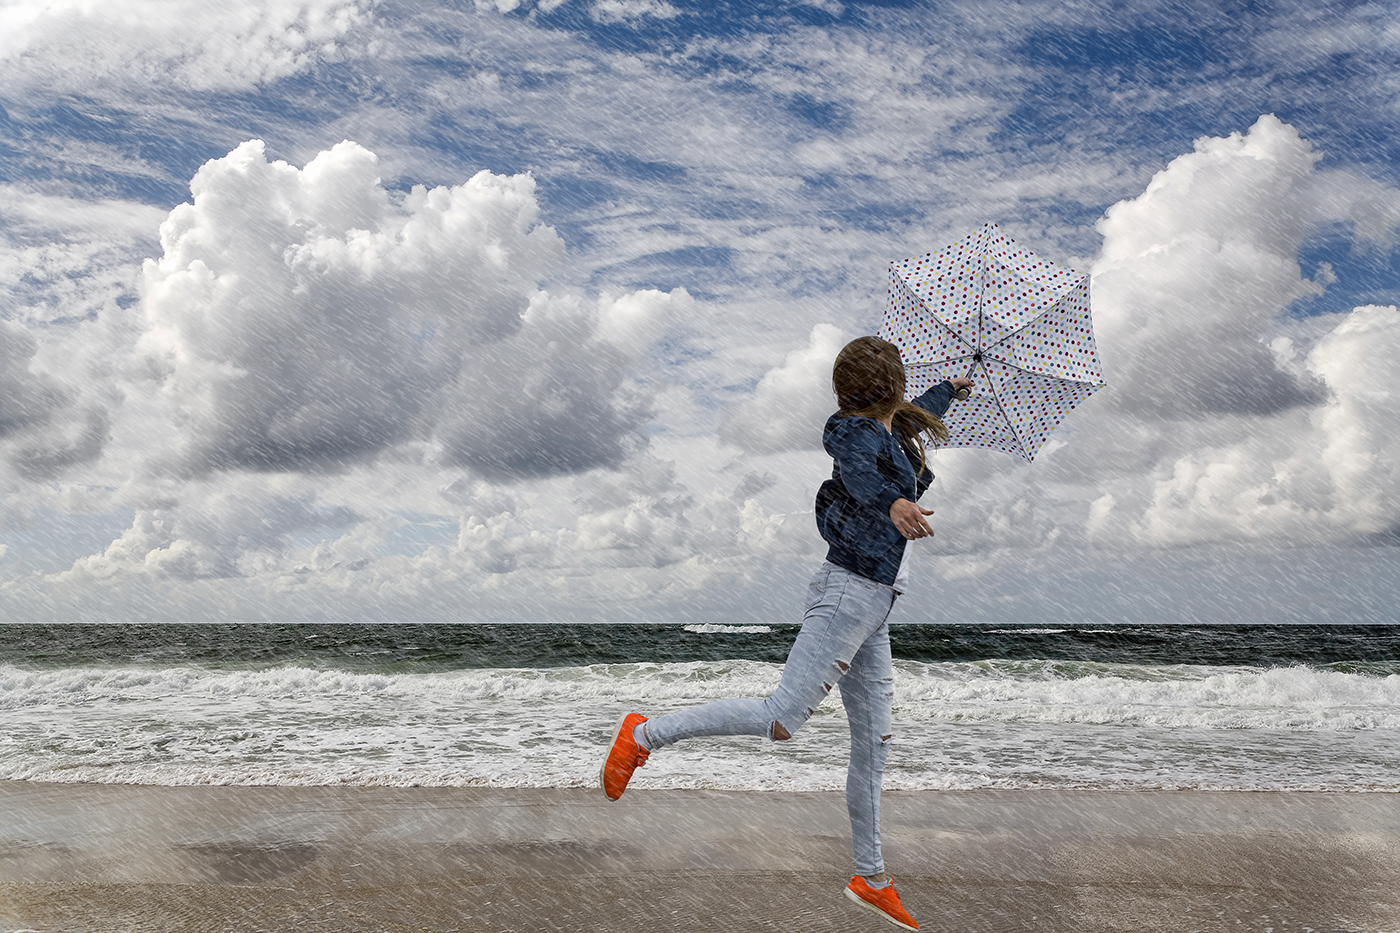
[879,222,1106,462]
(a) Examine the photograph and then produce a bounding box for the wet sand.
[2,782,1398,932]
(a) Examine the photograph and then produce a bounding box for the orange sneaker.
[599,712,650,801]
[845,875,918,930]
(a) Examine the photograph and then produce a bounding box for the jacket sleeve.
[912,380,955,419]
[825,417,906,515]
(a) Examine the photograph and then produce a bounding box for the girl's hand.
[949,377,974,391]
[890,498,935,539]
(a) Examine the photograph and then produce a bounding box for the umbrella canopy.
[879,223,1106,461]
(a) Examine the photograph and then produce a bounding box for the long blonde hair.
[832,336,948,475]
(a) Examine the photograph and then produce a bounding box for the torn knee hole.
[822,682,832,692]
[835,660,849,672]
[771,722,792,741]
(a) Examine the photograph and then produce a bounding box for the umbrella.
[878,222,1105,461]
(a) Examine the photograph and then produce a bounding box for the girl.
[599,336,972,931]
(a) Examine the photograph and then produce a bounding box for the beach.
[5,624,1399,930]
[3,782,1398,932]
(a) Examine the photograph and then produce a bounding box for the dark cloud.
[0,322,67,437]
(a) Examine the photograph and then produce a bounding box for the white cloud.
[60,475,355,581]
[0,0,370,90]
[592,0,681,21]
[1064,116,1400,550]
[0,322,66,440]
[719,323,846,454]
[0,186,164,327]
[1091,115,1330,419]
[1254,4,1400,75]
[1307,305,1400,537]
[12,138,716,583]
[0,187,169,480]
[5,109,1400,612]
[1122,296,1400,548]
[134,138,682,479]
[596,287,695,357]
[0,318,114,479]
[431,292,646,478]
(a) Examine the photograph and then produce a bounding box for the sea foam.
[2,659,1398,791]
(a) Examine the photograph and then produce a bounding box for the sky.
[0,0,1398,626]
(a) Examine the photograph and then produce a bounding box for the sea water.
[2,624,1398,792]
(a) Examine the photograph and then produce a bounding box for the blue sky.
[0,0,1398,624]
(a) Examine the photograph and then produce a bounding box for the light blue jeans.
[641,562,897,876]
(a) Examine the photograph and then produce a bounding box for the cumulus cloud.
[1306,305,1400,537]
[0,320,111,479]
[595,287,695,357]
[1091,115,1331,419]
[422,450,808,589]
[0,0,369,90]
[434,285,694,478]
[719,323,846,454]
[136,139,680,479]
[9,111,1400,609]
[17,139,710,583]
[0,322,66,439]
[435,294,649,479]
[592,0,681,21]
[1064,116,1400,550]
[63,478,356,580]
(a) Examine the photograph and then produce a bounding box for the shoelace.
[634,747,650,768]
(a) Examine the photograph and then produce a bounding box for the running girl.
[599,335,972,931]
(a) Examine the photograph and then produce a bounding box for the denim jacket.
[814,381,955,585]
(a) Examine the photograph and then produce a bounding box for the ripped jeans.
[640,562,897,876]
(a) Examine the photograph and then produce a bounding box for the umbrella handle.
[954,387,971,401]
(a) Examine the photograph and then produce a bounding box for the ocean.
[2,623,1398,793]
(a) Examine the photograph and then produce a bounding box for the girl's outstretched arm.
[912,377,973,419]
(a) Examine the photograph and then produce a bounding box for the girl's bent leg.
[642,564,894,751]
[638,697,770,748]
[839,620,895,877]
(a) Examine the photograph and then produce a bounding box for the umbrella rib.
[920,315,978,356]
[981,341,1104,387]
[983,313,1046,351]
[979,275,1102,383]
[986,376,1030,460]
[907,354,973,370]
[979,248,1028,458]
[891,275,977,358]
[974,353,1097,389]
[975,254,986,355]
[974,245,1044,391]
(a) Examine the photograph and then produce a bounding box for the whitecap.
[3,659,1399,792]
[681,624,773,634]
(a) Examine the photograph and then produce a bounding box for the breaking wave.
[3,658,1398,791]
